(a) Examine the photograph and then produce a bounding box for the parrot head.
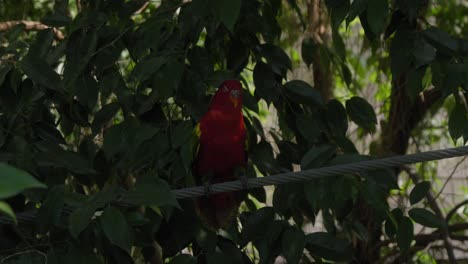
[211,80,243,110]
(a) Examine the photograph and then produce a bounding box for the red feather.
[194,80,247,229]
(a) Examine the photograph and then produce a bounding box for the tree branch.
[0,20,64,40]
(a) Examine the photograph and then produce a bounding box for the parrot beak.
[230,96,239,108]
[229,90,241,108]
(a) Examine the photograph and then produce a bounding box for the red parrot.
[193,79,247,229]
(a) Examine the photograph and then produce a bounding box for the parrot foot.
[203,182,213,197]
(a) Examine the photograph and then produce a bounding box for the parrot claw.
[203,182,213,197]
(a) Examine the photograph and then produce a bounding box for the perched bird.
[193,79,247,229]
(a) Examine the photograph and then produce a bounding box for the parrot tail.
[195,192,242,230]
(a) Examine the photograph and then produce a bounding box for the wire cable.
[1,146,468,225]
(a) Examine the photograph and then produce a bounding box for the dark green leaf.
[406,67,427,101]
[295,113,321,143]
[281,227,305,264]
[241,207,275,242]
[130,55,166,82]
[253,62,280,103]
[423,27,459,55]
[37,185,65,232]
[169,254,197,264]
[29,29,55,59]
[326,99,348,137]
[216,0,241,31]
[409,181,430,205]
[70,11,107,32]
[92,103,120,134]
[41,12,72,27]
[122,174,179,208]
[346,0,367,26]
[413,39,436,68]
[68,187,123,237]
[283,80,323,106]
[305,232,352,261]
[397,216,413,251]
[171,121,193,148]
[346,96,377,133]
[408,208,444,228]
[300,145,335,170]
[100,206,134,253]
[152,58,183,101]
[259,44,292,77]
[0,163,46,199]
[366,0,388,35]
[341,63,352,86]
[20,55,62,92]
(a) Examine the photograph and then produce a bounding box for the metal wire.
[2,146,468,225]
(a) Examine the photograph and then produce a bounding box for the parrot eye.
[230,89,240,98]
[222,85,229,92]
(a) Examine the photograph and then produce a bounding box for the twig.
[133,1,150,15]
[0,20,64,40]
[0,250,46,263]
[433,156,467,201]
[446,199,468,223]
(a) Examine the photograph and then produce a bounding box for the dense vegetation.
[0,0,467,263]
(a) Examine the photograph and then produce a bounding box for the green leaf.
[448,103,468,143]
[345,96,377,133]
[253,62,280,104]
[20,55,62,92]
[100,206,134,253]
[408,208,444,228]
[366,0,388,35]
[409,181,430,205]
[300,145,335,170]
[216,0,241,31]
[169,254,197,264]
[281,227,305,264]
[283,80,323,106]
[305,232,352,261]
[397,216,414,251]
[0,201,16,224]
[0,163,46,199]
[301,37,316,67]
[122,174,179,208]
